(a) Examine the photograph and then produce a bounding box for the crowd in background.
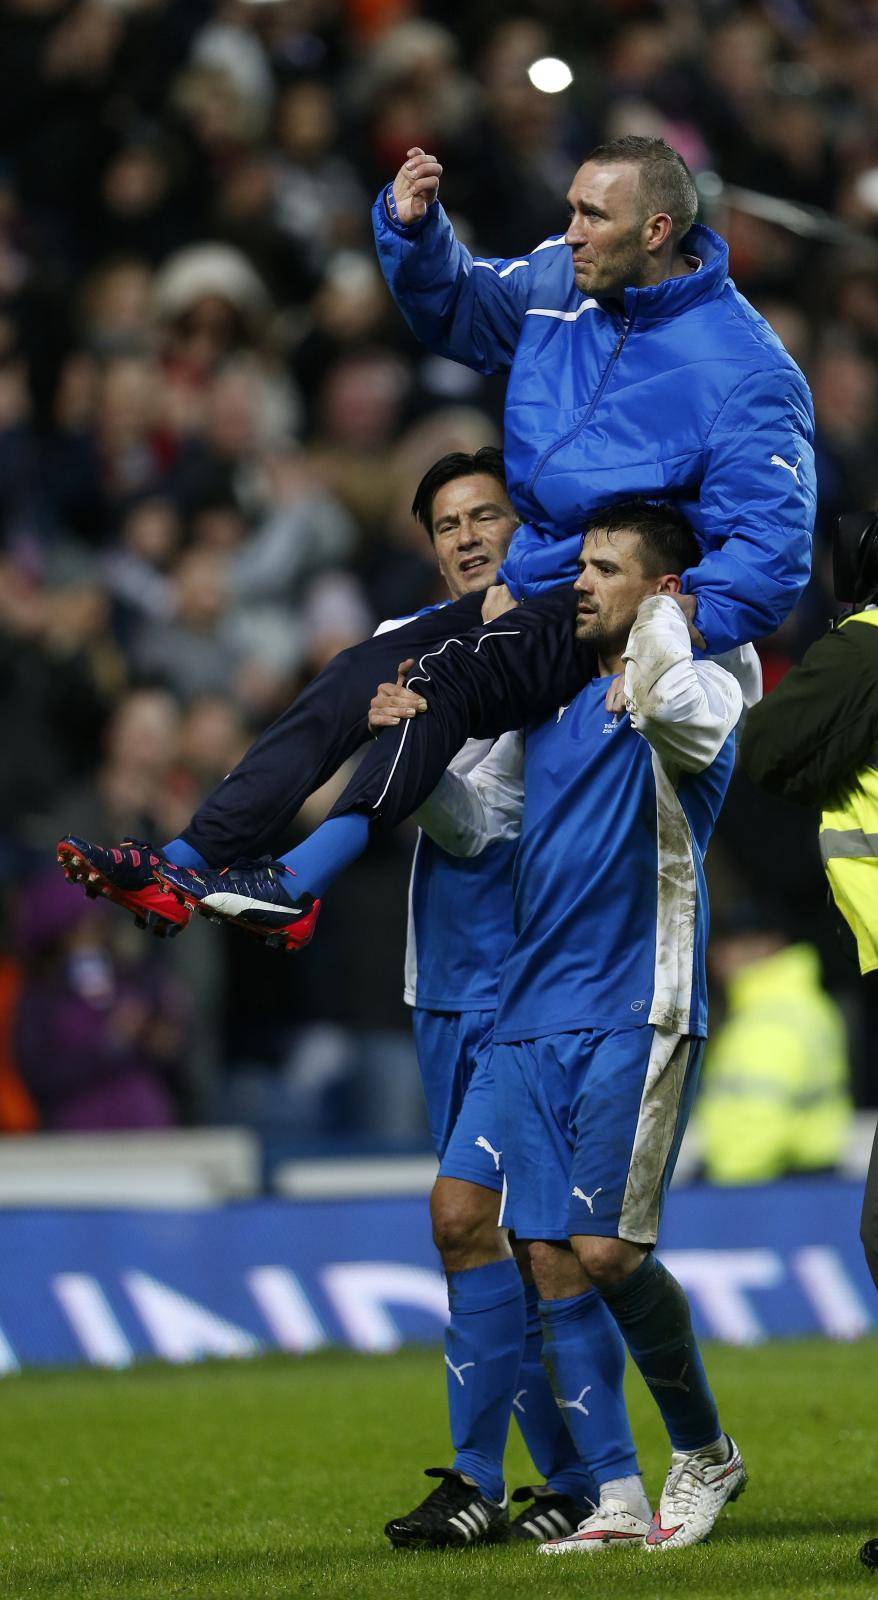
[1,0,876,1153]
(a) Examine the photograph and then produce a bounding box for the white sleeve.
[622,595,744,773]
[413,731,525,857]
[374,613,420,637]
[711,641,763,710]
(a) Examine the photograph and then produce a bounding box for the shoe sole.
[385,1525,509,1550]
[539,1529,649,1555]
[153,872,317,954]
[57,844,189,938]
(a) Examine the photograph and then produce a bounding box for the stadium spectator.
[12,873,189,1131]
[130,548,242,705]
[103,495,182,645]
[698,913,851,1185]
[0,561,118,842]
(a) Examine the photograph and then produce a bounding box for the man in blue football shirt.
[408,500,757,1552]
[374,452,640,1547]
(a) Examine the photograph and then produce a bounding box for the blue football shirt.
[493,676,735,1044]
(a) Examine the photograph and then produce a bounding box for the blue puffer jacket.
[373,193,815,654]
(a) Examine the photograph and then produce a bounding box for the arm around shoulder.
[623,595,743,772]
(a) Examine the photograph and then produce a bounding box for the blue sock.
[539,1291,640,1488]
[162,839,209,869]
[445,1259,525,1502]
[514,1284,596,1504]
[279,814,370,900]
[598,1253,720,1452]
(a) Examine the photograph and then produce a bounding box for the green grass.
[1,1340,876,1598]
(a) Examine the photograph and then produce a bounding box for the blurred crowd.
[0,0,876,1150]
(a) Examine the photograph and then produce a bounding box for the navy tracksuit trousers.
[183,586,591,865]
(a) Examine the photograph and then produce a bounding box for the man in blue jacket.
[375,134,814,647]
[58,138,815,947]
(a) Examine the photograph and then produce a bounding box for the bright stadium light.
[527,57,574,94]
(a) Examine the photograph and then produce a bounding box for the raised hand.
[390,148,443,226]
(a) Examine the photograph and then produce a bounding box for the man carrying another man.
[400,499,758,1551]
[57,134,813,944]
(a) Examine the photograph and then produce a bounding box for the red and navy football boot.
[153,857,320,953]
[56,837,191,937]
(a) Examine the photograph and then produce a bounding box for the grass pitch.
[2,1339,876,1599]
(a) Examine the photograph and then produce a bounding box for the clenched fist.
[389,147,443,226]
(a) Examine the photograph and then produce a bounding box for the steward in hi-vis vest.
[740,511,878,1299]
[698,937,850,1185]
[740,514,878,977]
[818,606,878,976]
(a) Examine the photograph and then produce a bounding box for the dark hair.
[583,499,700,576]
[411,448,507,540]
[582,135,698,245]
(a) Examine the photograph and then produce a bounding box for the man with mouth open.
[375,450,636,1550]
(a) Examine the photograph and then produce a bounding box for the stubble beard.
[575,611,604,649]
[577,231,651,300]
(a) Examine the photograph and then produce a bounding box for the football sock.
[599,1473,652,1521]
[445,1259,525,1503]
[162,839,209,869]
[539,1290,640,1487]
[515,1284,596,1504]
[279,814,370,900]
[597,1252,721,1452]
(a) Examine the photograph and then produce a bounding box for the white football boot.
[538,1491,652,1555]
[644,1434,747,1550]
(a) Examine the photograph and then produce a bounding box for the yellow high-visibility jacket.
[741,606,878,973]
[697,943,851,1184]
[819,612,878,973]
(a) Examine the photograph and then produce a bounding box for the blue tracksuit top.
[373,193,816,655]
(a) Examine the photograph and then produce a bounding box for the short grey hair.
[583,135,698,244]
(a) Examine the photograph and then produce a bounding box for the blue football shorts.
[411,1007,504,1194]
[492,1024,704,1244]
